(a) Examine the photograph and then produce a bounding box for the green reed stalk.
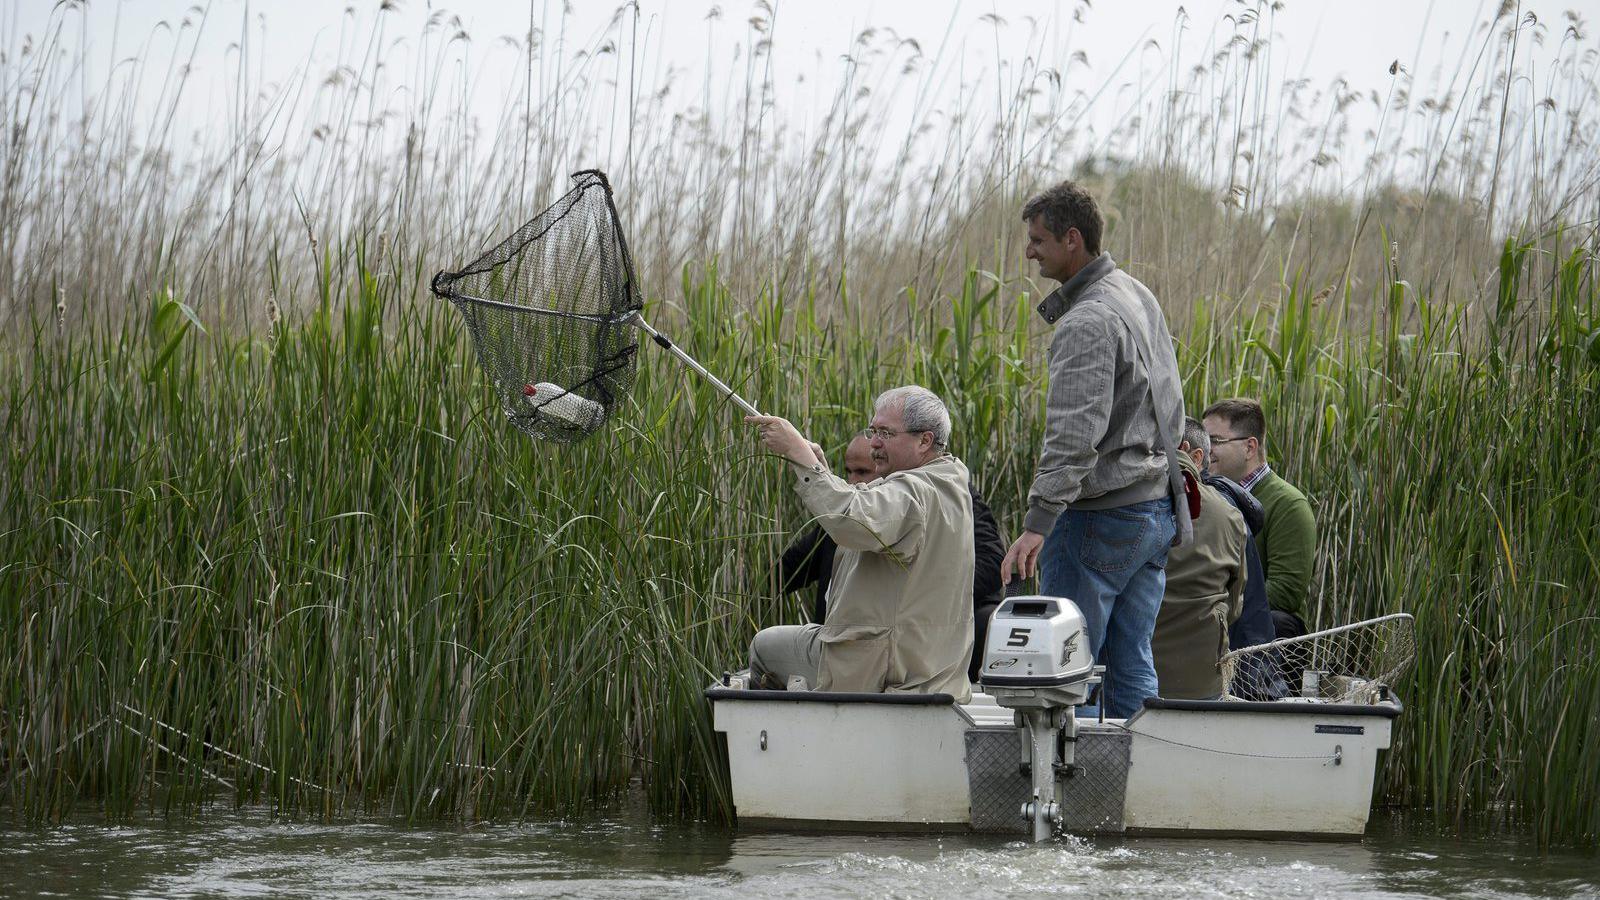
[2,246,1596,845]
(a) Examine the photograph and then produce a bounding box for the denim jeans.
[1039,497,1175,719]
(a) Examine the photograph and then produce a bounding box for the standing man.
[1000,181,1191,719]
[1201,398,1315,640]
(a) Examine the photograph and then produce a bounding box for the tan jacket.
[1152,456,1249,700]
[791,454,975,702]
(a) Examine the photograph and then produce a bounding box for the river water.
[2,809,1595,898]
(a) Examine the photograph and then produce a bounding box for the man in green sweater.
[1201,399,1314,639]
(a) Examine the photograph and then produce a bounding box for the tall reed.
[3,235,1596,843]
[3,2,1595,330]
[1,0,1598,848]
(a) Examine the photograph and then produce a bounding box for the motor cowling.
[981,596,1095,701]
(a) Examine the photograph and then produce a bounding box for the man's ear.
[1178,441,1201,467]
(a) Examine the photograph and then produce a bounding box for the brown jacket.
[791,454,975,702]
[1152,455,1249,699]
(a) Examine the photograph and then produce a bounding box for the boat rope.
[116,719,236,791]
[1115,724,1343,762]
[116,701,328,792]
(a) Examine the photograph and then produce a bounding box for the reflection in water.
[0,810,1594,899]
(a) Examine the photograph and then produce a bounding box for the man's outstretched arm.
[747,414,927,557]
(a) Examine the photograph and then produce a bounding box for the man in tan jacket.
[746,386,975,702]
[1152,425,1250,700]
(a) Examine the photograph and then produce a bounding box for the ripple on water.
[732,842,1373,900]
[1,812,1595,900]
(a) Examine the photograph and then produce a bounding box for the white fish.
[523,382,602,428]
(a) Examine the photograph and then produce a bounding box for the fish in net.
[431,169,759,442]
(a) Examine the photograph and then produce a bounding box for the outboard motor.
[980,596,1103,841]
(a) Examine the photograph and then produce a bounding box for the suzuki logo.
[986,657,1019,671]
[1060,629,1081,667]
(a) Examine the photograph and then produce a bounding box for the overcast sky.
[6,0,1586,198]
[9,0,1525,125]
[9,0,1506,91]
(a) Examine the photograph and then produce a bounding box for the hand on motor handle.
[1001,530,1046,585]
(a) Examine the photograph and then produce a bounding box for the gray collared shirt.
[1023,253,1188,537]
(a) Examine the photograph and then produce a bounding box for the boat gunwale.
[1140,695,1404,718]
[703,689,1404,717]
[704,687,956,705]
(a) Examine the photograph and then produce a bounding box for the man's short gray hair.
[875,385,951,450]
[1182,416,1211,470]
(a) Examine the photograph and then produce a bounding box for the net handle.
[627,313,762,417]
[582,169,762,418]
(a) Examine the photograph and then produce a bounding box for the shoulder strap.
[1087,283,1194,547]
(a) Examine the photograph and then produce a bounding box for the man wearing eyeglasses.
[1001,180,1192,720]
[1201,398,1314,640]
[746,386,977,701]
[774,433,1011,681]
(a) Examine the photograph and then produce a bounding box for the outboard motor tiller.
[980,596,1104,841]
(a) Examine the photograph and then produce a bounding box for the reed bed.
[3,244,1596,843]
[1,0,1599,848]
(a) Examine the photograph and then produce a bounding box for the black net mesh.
[431,170,641,442]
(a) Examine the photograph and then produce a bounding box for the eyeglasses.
[861,426,914,441]
[1208,434,1252,447]
[861,426,947,449]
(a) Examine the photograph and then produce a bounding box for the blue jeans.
[1039,497,1175,719]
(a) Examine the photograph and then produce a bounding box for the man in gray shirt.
[1000,181,1191,719]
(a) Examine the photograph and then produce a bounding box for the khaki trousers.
[748,624,822,690]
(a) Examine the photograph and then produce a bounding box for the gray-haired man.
[746,386,976,701]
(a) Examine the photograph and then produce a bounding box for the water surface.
[2,809,1594,898]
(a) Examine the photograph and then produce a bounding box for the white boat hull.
[709,689,1397,838]
[716,695,974,827]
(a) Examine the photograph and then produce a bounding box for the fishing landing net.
[1221,613,1416,704]
[431,169,759,443]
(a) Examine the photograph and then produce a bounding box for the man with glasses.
[746,386,977,701]
[1151,417,1288,701]
[775,432,1010,682]
[1001,180,1192,720]
[1201,398,1314,640]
